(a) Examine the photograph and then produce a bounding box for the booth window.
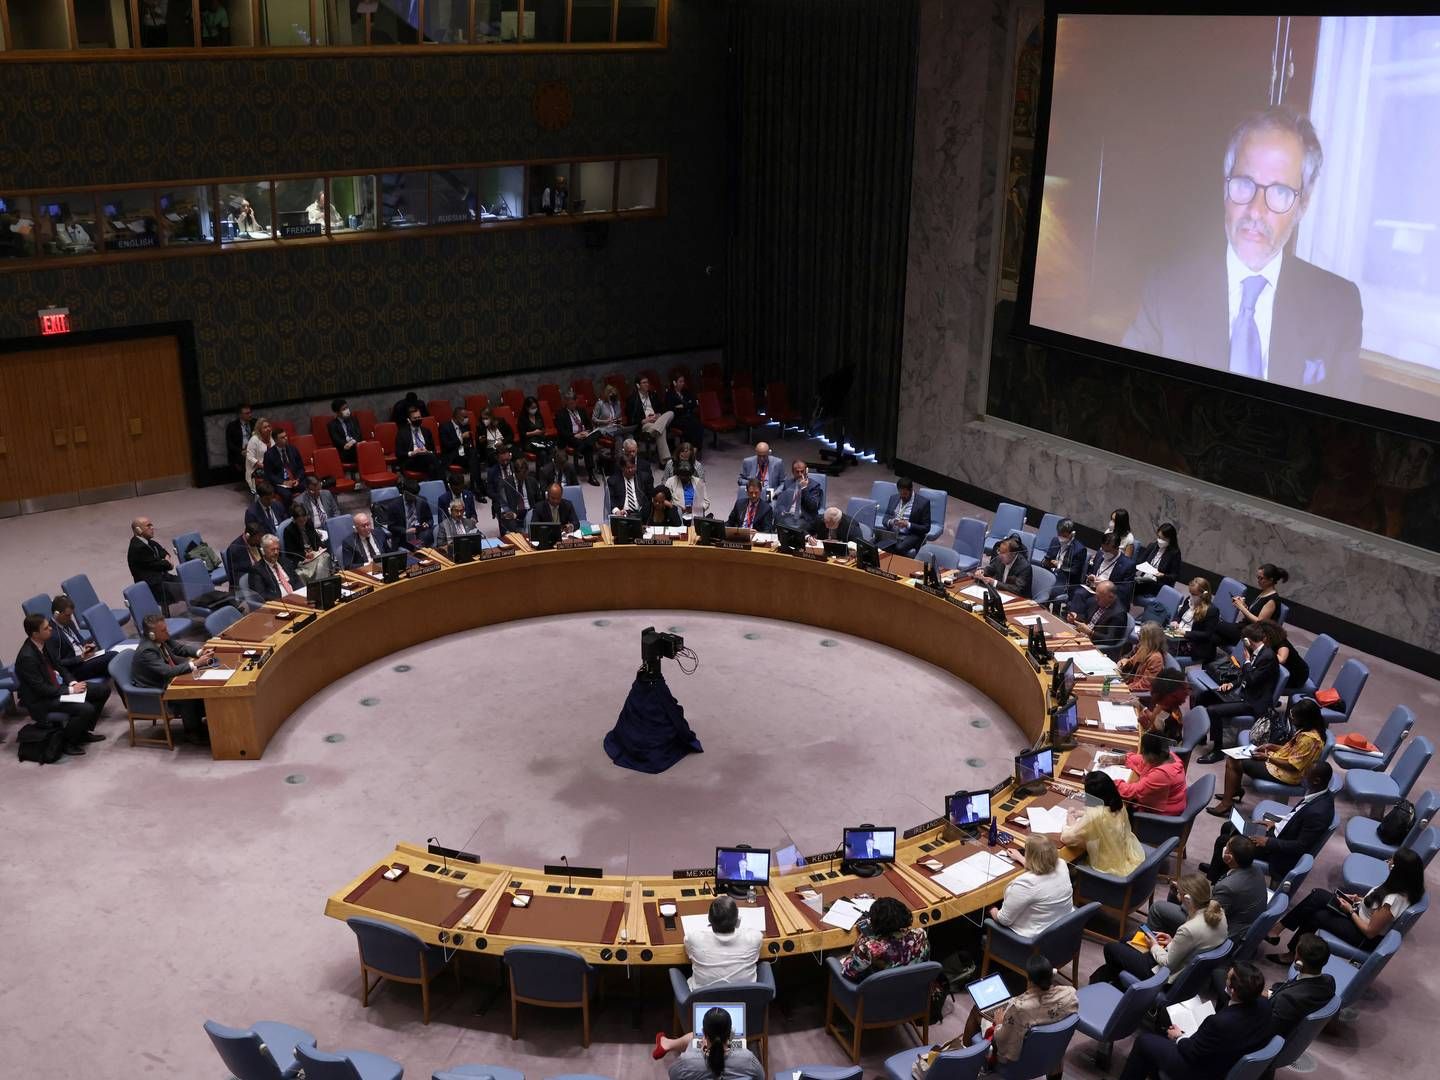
[0,196,37,260]
[36,194,99,257]
[157,186,215,246]
[96,189,159,252]
[617,157,659,211]
[219,181,274,244]
[571,160,615,214]
[273,177,331,237]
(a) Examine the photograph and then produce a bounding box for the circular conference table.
[167,534,1142,967]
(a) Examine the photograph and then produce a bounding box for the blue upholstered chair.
[982,902,1100,986]
[108,649,177,750]
[1212,577,1246,622]
[1181,1034,1283,1080]
[1309,929,1401,1014]
[327,513,356,562]
[1339,826,1439,896]
[21,593,52,620]
[1318,891,1427,964]
[1232,891,1289,965]
[369,485,399,508]
[918,487,947,542]
[1073,837,1179,942]
[205,605,245,637]
[984,502,1026,553]
[779,1069,862,1080]
[1333,705,1414,772]
[950,517,987,572]
[1295,634,1338,697]
[1074,964,1168,1067]
[1173,706,1210,769]
[419,479,448,518]
[823,956,941,1062]
[883,1040,988,1080]
[122,582,189,637]
[294,1043,404,1080]
[1028,565,1056,605]
[868,481,899,528]
[202,1019,317,1080]
[177,558,225,619]
[61,572,131,628]
[1345,789,1437,860]
[433,1067,524,1080]
[80,602,128,652]
[1274,854,1315,899]
[562,483,590,526]
[1318,659,1368,725]
[1236,728,1333,803]
[347,915,458,1025]
[1124,939,1232,1015]
[916,543,962,572]
[669,962,776,1070]
[1027,512,1063,560]
[174,530,230,586]
[844,497,878,541]
[505,944,598,1047]
[1345,736,1432,814]
[1253,805,1342,889]
[1132,773,1214,880]
[1270,993,1341,1073]
[973,1013,1080,1079]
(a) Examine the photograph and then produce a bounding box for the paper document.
[1055,649,1119,676]
[1098,702,1139,731]
[1101,765,1133,783]
[959,585,990,601]
[197,668,235,681]
[1167,996,1215,1038]
[1222,745,1255,760]
[60,691,88,704]
[1026,806,1070,834]
[933,855,1003,897]
[1134,561,1161,579]
[820,898,864,931]
[681,907,766,938]
[851,897,875,912]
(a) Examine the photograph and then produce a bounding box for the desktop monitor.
[451,533,484,563]
[776,523,808,552]
[1027,621,1050,663]
[982,580,1007,628]
[947,789,992,829]
[530,520,562,550]
[715,847,771,893]
[1014,747,1055,794]
[1051,698,1079,745]
[311,575,343,611]
[379,551,408,583]
[694,517,727,545]
[855,537,881,571]
[842,826,896,865]
[609,514,643,544]
[1050,658,1076,703]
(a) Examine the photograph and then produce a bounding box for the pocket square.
[1302,358,1327,386]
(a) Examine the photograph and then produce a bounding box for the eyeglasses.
[1226,175,1302,214]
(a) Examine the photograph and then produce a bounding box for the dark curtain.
[725,0,919,461]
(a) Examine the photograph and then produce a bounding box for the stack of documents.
[1166,996,1215,1037]
[1024,806,1070,834]
[932,851,1016,896]
[1098,702,1139,731]
[820,898,864,930]
[1222,745,1255,760]
[643,526,690,539]
[1055,650,1120,677]
[197,668,235,682]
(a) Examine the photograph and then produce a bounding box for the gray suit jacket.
[131,638,200,690]
[296,490,341,524]
[1214,864,1269,940]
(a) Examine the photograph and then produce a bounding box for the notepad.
[1055,649,1119,676]
[820,898,864,931]
[1098,702,1139,731]
[60,691,88,704]
[1101,765,1133,783]
[1222,745,1256,760]
[1026,806,1070,834]
[197,668,235,681]
[681,907,766,938]
[1166,995,1215,1038]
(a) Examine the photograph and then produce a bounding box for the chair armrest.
[824,955,856,989]
[1132,810,1185,829]
[121,685,167,715]
[668,966,691,1005]
[1118,970,1141,988]
[758,960,777,994]
[1315,929,1369,964]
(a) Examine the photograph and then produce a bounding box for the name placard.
[904,816,948,839]
[406,562,443,577]
[785,549,828,562]
[803,847,843,865]
[635,537,674,546]
[672,866,715,880]
[862,567,900,581]
[556,538,590,549]
[280,222,324,238]
[479,546,518,561]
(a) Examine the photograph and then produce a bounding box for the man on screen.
[1123,107,1362,393]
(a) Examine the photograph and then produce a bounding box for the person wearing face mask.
[1165,577,1221,664]
[975,535,1033,596]
[517,395,554,459]
[1193,622,1281,762]
[327,398,363,466]
[476,406,515,467]
[1114,962,1272,1080]
[438,405,475,484]
[1108,508,1136,558]
[396,403,443,481]
[1070,532,1136,613]
[1134,522,1183,617]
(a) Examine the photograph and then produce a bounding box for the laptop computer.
[965,972,1015,1020]
[691,1001,746,1052]
[1230,806,1270,839]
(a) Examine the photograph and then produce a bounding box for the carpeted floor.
[0,430,1434,1079]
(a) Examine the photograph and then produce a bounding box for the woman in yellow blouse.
[1117,622,1169,692]
[1060,773,1145,876]
[1207,697,1329,816]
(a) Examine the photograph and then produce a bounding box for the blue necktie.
[1229,274,1268,379]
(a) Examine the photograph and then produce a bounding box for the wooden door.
[0,349,82,505]
[72,338,192,487]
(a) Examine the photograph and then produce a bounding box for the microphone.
[427,836,449,875]
[561,854,576,894]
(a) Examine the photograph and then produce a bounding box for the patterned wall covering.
[0,0,726,412]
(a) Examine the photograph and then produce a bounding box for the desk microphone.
[428,836,449,875]
[561,854,576,894]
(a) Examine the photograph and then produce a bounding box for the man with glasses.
[1123,106,1361,393]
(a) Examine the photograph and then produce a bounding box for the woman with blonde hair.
[985,834,1075,939]
[243,417,273,495]
[1118,622,1169,692]
[1168,576,1221,665]
[1090,872,1227,987]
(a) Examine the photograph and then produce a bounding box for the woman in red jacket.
[1117,731,1188,815]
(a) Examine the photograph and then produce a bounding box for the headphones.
[146,630,157,640]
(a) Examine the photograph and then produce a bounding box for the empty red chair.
[353,409,378,440]
[427,399,454,425]
[701,361,722,382]
[500,388,525,415]
[537,383,562,410]
[290,433,318,474]
[571,378,597,410]
[464,393,490,419]
[310,415,333,449]
[732,386,766,440]
[698,390,737,448]
[374,421,398,464]
[271,418,298,440]
[312,446,356,493]
[701,372,724,399]
[766,381,802,427]
[538,401,559,438]
[732,370,754,391]
[356,441,396,488]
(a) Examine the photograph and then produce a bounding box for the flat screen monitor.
[530,520,562,550]
[842,827,896,863]
[609,514,643,544]
[452,533,484,563]
[1053,698,1079,741]
[855,537,881,570]
[983,581,1007,627]
[777,523,808,552]
[379,550,407,583]
[311,575,343,610]
[714,847,771,887]
[1051,658,1076,703]
[1015,747,1055,786]
[947,790,992,828]
[694,517,727,545]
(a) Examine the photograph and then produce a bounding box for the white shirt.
[992,863,1075,939]
[1273,787,1325,835]
[1226,244,1284,379]
[684,924,763,991]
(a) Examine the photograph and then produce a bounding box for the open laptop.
[965,972,1015,1020]
[692,1001,746,1052]
[1229,806,1270,839]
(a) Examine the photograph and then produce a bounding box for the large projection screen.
[1025,12,1440,428]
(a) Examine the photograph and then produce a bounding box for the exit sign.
[39,307,71,335]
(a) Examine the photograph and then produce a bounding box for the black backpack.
[17,721,65,765]
[1378,799,1416,846]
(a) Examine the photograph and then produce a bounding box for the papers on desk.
[958,585,991,602]
[932,851,1015,896]
[1026,806,1071,834]
[1101,765,1133,783]
[1222,745,1256,760]
[750,532,777,545]
[60,691,88,704]
[1055,649,1119,677]
[643,526,688,539]
[1015,614,1048,627]
[820,898,865,931]
[1166,995,1215,1038]
[197,667,235,682]
[681,907,766,939]
[1098,701,1139,731]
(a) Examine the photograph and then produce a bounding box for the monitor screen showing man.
[1015,748,1055,786]
[841,827,896,863]
[714,847,771,886]
[947,790,992,828]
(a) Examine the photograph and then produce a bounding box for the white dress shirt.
[684,925,763,991]
[1226,244,1284,379]
[992,863,1075,939]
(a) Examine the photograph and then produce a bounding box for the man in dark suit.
[606,457,654,518]
[247,535,302,601]
[46,595,115,693]
[812,506,855,542]
[245,483,286,536]
[127,516,183,612]
[1196,624,1280,762]
[327,398,363,466]
[538,447,581,491]
[1203,764,1335,889]
[226,522,265,592]
[14,613,106,754]
[390,390,427,426]
[131,612,212,742]
[726,479,773,531]
[224,404,253,476]
[1263,935,1335,1037]
[774,460,825,535]
[1040,519,1087,602]
[442,473,479,521]
[1067,580,1128,658]
[488,446,537,532]
[396,403,442,480]
[438,405,474,484]
[1153,834,1268,940]
[976,536,1034,597]
[737,442,785,492]
[295,474,341,530]
[385,479,435,550]
[555,389,600,483]
[1123,108,1361,395]
[1117,963,1272,1080]
[533,483,581,534]
[262,428,306,504]
[341,511,394,569]
[664,373,704,450]
[878,476,929,556]
[1080,532,1137,607]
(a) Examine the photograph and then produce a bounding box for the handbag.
[1248,705,1291,748]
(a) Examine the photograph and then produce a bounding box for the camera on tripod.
[639,626,685,679]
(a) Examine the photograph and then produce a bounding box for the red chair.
[571,378,598,410]
[701,372,724,402]
[698,390,737,448]
[639,369,663,390]
[427,399,454,425]
[291,433,318,474]
[464,393,490,419]
[493,405,519,434]
[537,384,562,411]
[766,381,803,429]
[701,361,723,382]
[355,441,396,488]
[538,401,559,438]
[602,373,628,399]
[732,370,754,391]
[312,446,356,493]
[310,415,333,449]
[732,386,767,441]
[500,388,525,416]
[271,418,298,440]
[353,409,378,440]
[374,421,398,464]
